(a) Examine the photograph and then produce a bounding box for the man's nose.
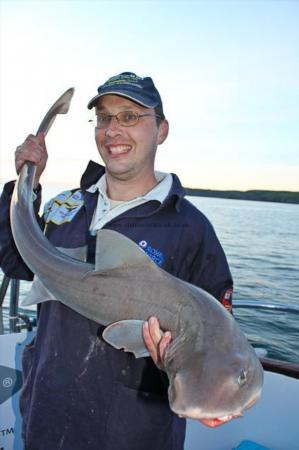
[105,116,122,136]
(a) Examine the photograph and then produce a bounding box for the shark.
[10,160,263,425]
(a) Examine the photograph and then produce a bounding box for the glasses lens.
[96,114,111,128]
[118,111,138,126]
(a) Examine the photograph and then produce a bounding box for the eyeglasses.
[89,110,162,129]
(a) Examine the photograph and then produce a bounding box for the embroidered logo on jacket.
[43,190,84,225]
[139,240,165,267]
[220,287,233,313]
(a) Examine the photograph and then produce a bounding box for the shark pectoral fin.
[22,276,57,306]
[22,245,89,306]
[95,230,155,272]
[102,320,150,358]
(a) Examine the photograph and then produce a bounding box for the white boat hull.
[185,371,299,450]
[1,331,299,450]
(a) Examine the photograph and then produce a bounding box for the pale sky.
[0,0,298,191]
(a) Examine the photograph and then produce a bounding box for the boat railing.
[0,275,36,334]
[233,300,299,314]
[233,300,299,378]
[1,275,299,377]
[1,275,299,334]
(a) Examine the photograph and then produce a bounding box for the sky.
[0,0,298,191]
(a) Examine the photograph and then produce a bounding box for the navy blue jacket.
[0,161,233,450]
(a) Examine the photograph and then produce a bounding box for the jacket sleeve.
[187,218,233,310]
[0,180,43,280]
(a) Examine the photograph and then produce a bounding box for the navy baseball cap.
[87,72,163,112]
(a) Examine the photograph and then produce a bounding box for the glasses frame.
[89,110,162,129]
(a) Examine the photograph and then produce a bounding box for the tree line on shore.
[184,188,299,204]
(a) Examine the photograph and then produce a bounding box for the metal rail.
[0,275,36,333]
[2,275,299,378]
[0,274,10,306]
[233,300,299,378]
[0,274,10,334]
[9,279,20,333]
[233,300,299,314]
[1,274,299,334]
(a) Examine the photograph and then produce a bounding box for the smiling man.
[0,72,233,450]
[92,95,168,199]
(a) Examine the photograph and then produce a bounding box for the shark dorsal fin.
[95,229,153,272]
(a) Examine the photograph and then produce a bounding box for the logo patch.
[44,190,84,225]
[106,73,144,87]
[220,287,233,313]
[0,365,23,405]
[138,240,165,267]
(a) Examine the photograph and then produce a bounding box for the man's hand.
[15,132,48,188]
[142,316,172,370]
[143,317,235,428]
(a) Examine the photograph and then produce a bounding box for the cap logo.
[104,73,144,89]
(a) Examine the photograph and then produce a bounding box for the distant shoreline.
[1,183,298,205]
[184,188,299,204]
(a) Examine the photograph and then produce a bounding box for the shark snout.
[168,361,263,423]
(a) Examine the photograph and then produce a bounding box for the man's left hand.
[142,316,235,428]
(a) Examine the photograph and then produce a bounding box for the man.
[0,72,233,449]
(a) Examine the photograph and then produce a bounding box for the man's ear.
[157,120,169,145]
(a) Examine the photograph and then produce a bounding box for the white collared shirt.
[87,172,173,233]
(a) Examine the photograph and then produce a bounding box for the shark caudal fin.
[95,229,155,272]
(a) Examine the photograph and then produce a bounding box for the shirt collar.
[86,171,172,204]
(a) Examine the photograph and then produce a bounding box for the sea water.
[1,187,298,363]
[190,196,299,364]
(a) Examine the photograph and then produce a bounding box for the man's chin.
[105,164,134,180]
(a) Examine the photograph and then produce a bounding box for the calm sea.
[190,196,299,364]
[1,187,299,363]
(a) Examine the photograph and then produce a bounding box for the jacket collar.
[80,160,185,211]
[80,160,106,189]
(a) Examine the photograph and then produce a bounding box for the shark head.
[167,326,264,422]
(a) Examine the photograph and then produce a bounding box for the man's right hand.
[15,132,48,188]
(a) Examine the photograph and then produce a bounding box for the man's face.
[94,95,168,182]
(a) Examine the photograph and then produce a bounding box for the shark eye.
[238,369,247,387]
